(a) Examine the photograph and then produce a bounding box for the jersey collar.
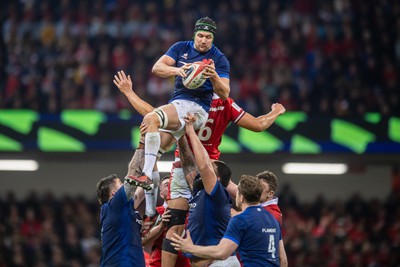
[260,197,279,207]
[212,93,220,99]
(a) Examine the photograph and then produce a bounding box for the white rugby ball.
[182,60,210,89]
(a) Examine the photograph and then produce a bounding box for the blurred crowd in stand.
[1,1,400,266]
[0,184,399,267]
[1,0,399,116]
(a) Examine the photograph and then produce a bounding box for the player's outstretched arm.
[125,146,145,208]
[152,55,189,78]
[113,70,154,116]
[171,230,237,260]
[184,114,217,194]
[237,103,286,132]
[178,136,198,191]
[123,178,137,201]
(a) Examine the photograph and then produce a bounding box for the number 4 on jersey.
[268,234,276,258]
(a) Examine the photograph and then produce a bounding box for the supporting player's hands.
[171,230,194,253]
[139,122,148,135]
[202,59,217,79]
[160,209,171,228]
[184,113,197,134]
[271,103,286,115]
[113,70,133,95]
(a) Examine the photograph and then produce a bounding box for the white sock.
[145,171,160,217]
[143,132,161,179]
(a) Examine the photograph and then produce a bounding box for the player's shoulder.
[210,44,225,56]
[231,209,250,225]
[225,97,235,105]
[170,41,193,51]
[170,40,193,50]
[209,45,227,60]
[100,203,109,213]
[211,96,233,105]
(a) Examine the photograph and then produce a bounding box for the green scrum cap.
[194,17,217,35]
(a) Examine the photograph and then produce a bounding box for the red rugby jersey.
[260,197,283,228]
[148,204,190,267]
[175,96,245,160]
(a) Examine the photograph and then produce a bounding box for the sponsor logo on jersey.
[182,53,188,59]
[209,106,225,112]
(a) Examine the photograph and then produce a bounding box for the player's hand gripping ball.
[182,59,212,89]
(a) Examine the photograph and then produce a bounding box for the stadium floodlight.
[282,163,348,175]
[157,161,175,173]
[0,160,39,171]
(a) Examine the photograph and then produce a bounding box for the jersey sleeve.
[165,42,182,62]
[223,216,246,245]
[227,98,245,123]
[208,181,230,202]
[108,186,129,213]
[215,55,230,79]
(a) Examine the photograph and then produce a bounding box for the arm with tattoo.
[124,148,145,201]
[124,180,137,201]
[178,136,198,191]
[127,148,145,177]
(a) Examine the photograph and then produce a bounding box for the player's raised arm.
[184,114,217,194]
[178,136,199,191]
[237,103,286,132]
[113,70,154,116]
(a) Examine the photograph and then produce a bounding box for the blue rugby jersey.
[224,205,281,267]
[165,41,230,112]
[100,186,145,267]
[185,181,232,258]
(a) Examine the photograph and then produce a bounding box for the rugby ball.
[182,59,211,89]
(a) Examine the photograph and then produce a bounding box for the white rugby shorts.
[160,99,208,140]
[209,255,241,267]
[167,160,191,201]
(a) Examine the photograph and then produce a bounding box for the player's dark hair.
[161,175,170,183]
[213,160,231,188]
[256,170,278,193]
[194,17,217,35]
[238,175,263,204]
[96,174,118,205]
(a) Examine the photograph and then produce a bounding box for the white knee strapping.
[154,109,168,129]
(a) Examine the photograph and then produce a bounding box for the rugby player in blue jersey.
[124,16,231,267]
[96,149,147,267]
[171,175,286,267]
[174,113,241,267]
[97,174,145,267]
